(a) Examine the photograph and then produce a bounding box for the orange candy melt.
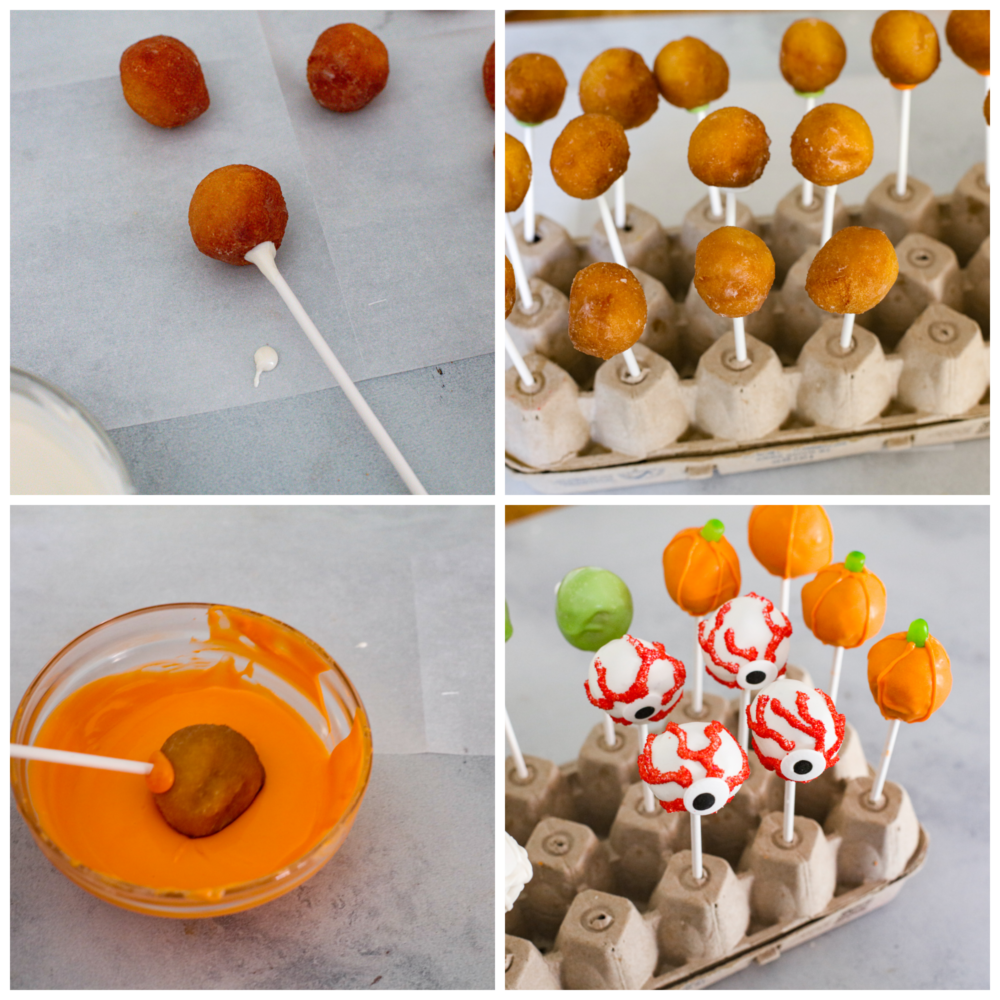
[801,559,886,648]
[868,630,951,723]
[748,505,833,580]
[662,525,741,617]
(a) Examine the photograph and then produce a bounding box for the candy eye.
[633,705,655,720]
[779,748,827,782]
[683,776,731,815]
[738,662,777,691]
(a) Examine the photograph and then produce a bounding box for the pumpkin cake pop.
[579,48,659,130]
[653,37,729,110]
[688,107,771,189]
[505,53,567,124]
[550,113,630,201]
[868,618,952,725]
[119,36,210,129]
[871,11,941,87]
[568,262,647,360]
[748,505,832,613]
[505,132,533,214]
[780,19,847,95]
[483,42,495,110]
[662,519,741,619]
[307,23,389,113]
[791,104,874,188]
[805,226,898,316]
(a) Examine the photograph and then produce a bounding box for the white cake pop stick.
[783,776,796,843]
[821,184,838,245]
[504,215,535,311]
[696,109,724,219]
[504,331,535,389]
[725,189,737,227]
[737,688,751,751]
[614,175,627,229]
[692,616,706,715]
[895,87,912,197]
[522,126,536,243]
[690,811,704,879]
[603,713,616,748]
[869,717,901,805]
[244,242,427,495]
[10,743,153,776]
[780,577,791,617]
[639,723,656,812]
[801,94,817,207]
[828,645,845,704]
[596,195,643,379]
[839,312,856,352]
[732,316,748,364]
[504,708,529,780]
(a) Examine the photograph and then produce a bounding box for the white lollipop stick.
[504,331,536,389]
[603,712,616,748]
[596,195,642,380]
[732,316,748,363]
[828,645,845,704]
[696,109,724,219]
[895,87,912,198]
[11,743,153,776]
[639,724,655,812]
[693,617,706,714]
[802,95,817,207]
[821,184,838,245]
[690,811,704,880]
[780,577,791,616]
[244,242,428,495]
[614,175,627,229]
[504,215,535,311]
[725,189,737,227]
[504,709,529,780]
[783,777,796,843]
[839,312,856,352]
[738,688,750,751]
[870,717,901,805]
[522,126,536,243]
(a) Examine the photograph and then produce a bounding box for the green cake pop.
[556,567,633,651]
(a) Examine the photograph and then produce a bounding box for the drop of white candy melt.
[253,345,278,387]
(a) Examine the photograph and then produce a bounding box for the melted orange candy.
[29,607,368,893]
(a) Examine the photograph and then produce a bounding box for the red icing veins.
[584,634,685,724]
[699,593,791,688]
[747,687,845,778]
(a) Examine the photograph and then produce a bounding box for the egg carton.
[505,169,989,489]
[505,680,928,990]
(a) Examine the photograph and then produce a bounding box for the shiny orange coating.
[688,107,771,188]
[307,24,389,113]
[551,113,630,200]
[484,42,495,109]
[748,505,833,579]
[188,165,288,266]
[806,226,898,314]
[568,262,647,360]
[119,36,210,129]
[801,560,886,648]
[505,132,532,213]
[579,48,659,129]
[867,630,952,723]
[505,53,567,124]
[663,527,741,617]
[871,11,940,87]
[694,227,775,318]
[505,256,516,318]
[945,10,989,74]
[791,104,874,185]
[780,19,847,93]
[653,37,729,110]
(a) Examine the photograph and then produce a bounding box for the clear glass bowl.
[10,604,373,918]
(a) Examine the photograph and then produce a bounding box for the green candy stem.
[687,103,710,115]
[505,602,513,643]
[906,619,929,647]
[845,550,866,573]
[794,89,826,99]
[700,518,725,542]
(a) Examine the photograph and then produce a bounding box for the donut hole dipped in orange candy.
[307,23,389,113]
[662,518,741,618]
[747,505,833,580]
[871,11,940,88]
[483,42,495,109]
[801,550,886,648]
[505,53,567,124]
[867,619,952,724]
[505,132,532,213]
[790,104,874,187]
[653,37,729,110]
[688,107,771,188]
[119,36,210,129]
[568,262,647,360]
[780,19,847,94]
[579,48,659,130]
[694,227,775,318]
[945,10,989,74]
[505,256,516,318]
[550,113,630,201]
[805,226,898,315]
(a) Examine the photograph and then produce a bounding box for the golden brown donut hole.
[119,35,209,129]
[780,19,847,94]
[694,227,775,318]
[505,133,532,213]
[484,42,495,110]
[806,226,899,314]
[871,11,940,87]
[307,23,389,113]
[550,113,630,200]
[986,90,990,126]
[568,262,647,360]
[505,53,567,124]
[688,107,771,188]
[790,103,874,186]
[505,256,516,318]
[653,37,729,110]
[579,48,659,130]
[189,164,289,266]
[945,10,990,74]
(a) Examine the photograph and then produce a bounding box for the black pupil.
[793,760,813,775]
[693,792,715,811]
[634,706,655,719]
[746,670,766,685]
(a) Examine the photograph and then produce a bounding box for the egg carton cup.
[505,688,927,990]
[505,178,989,490]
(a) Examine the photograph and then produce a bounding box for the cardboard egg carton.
[505,680,928,990]
[505,169,989,490]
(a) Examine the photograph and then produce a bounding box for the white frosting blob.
[505,832,532,912]
[748,678,841,773]
[585,635,685,724]
[699,593,791,690]
[644,722,745,811]
[253,345,279,387]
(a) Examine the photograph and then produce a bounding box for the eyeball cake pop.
[662,518,741,618]
[567,262,647,360]
[505,831,532,911]
[307,23,389,113]
[638,721,749,814]
[688,107,771,189]
[698,593,792,693]
[790,104,874,187]
[505,132,532,213]
[584,634,686,724]
[805,226,899,315]
[653,37,729,110]
[945,10,990,74]
[780,19,847,94]
[867,618,952,724]
[579,48,659,130]
[555,566,633,652]
[505,53,567,124]
[550,113,630,201]
[119,36,210,129]
[505,256,516,319]
[483,42,495,110]
[694,227,775,318]
[747,678,845,782]
[801,550,887,649]
[871,11,941,87]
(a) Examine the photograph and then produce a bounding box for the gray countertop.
[505,504,988,989]
[11,506,494,988]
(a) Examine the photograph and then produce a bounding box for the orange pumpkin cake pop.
[694,227,775,318]
[579,48,659,130]
[945,10,989,74]
[748,505,833,581]
[567,262,647,360]
[550,113,630,200]
[780,19,847,94]
[868,618,951,724]
[662,518,741,618]
[653,37,729,110]
[505,132,532,213]
[801,550,886,649]
[805,226,898,315]
[688,107,771,188]
[871,11,940,87]
[119,36,210,129]
[505,53,567,124]
[790,104,874,186]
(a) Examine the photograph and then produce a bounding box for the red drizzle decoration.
[584,634,685,724]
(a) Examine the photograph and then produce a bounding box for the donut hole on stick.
[688,108,770,190]
[780,19,846,95]
[550,113,630,201]
[653,37,729,111]
[506,53,567,124]
[579,48,659,131]
[568,262,647,364]
[871,11,941,88]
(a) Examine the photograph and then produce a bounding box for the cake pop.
[780,19,847,95]
[483,42,495,109]
[662,519,742,619]
[567,262,647,361]
[506,53,567,124]
[579,48,659,130]
[653,37,729,110]
[505,831,533,911]
[550,113,630,201]
[505,256,516,319]
[585,634,686,725]
[945,10,990,74]
[119,36,209,129]
[555,566,633,652]
[307,23,389,113]
[505,132,533,213]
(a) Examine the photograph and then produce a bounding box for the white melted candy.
[505,832,532,911]
[253,345,279,387]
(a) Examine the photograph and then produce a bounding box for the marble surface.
[11,506,493,988]
[505,504,988,989]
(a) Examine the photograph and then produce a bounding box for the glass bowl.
[10,604,373,918]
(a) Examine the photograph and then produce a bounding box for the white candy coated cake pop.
[637,720,749,814]
[747,677,845,782]
[698,592,792,692]
[584,634,686,724]
[505,832,532,912]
